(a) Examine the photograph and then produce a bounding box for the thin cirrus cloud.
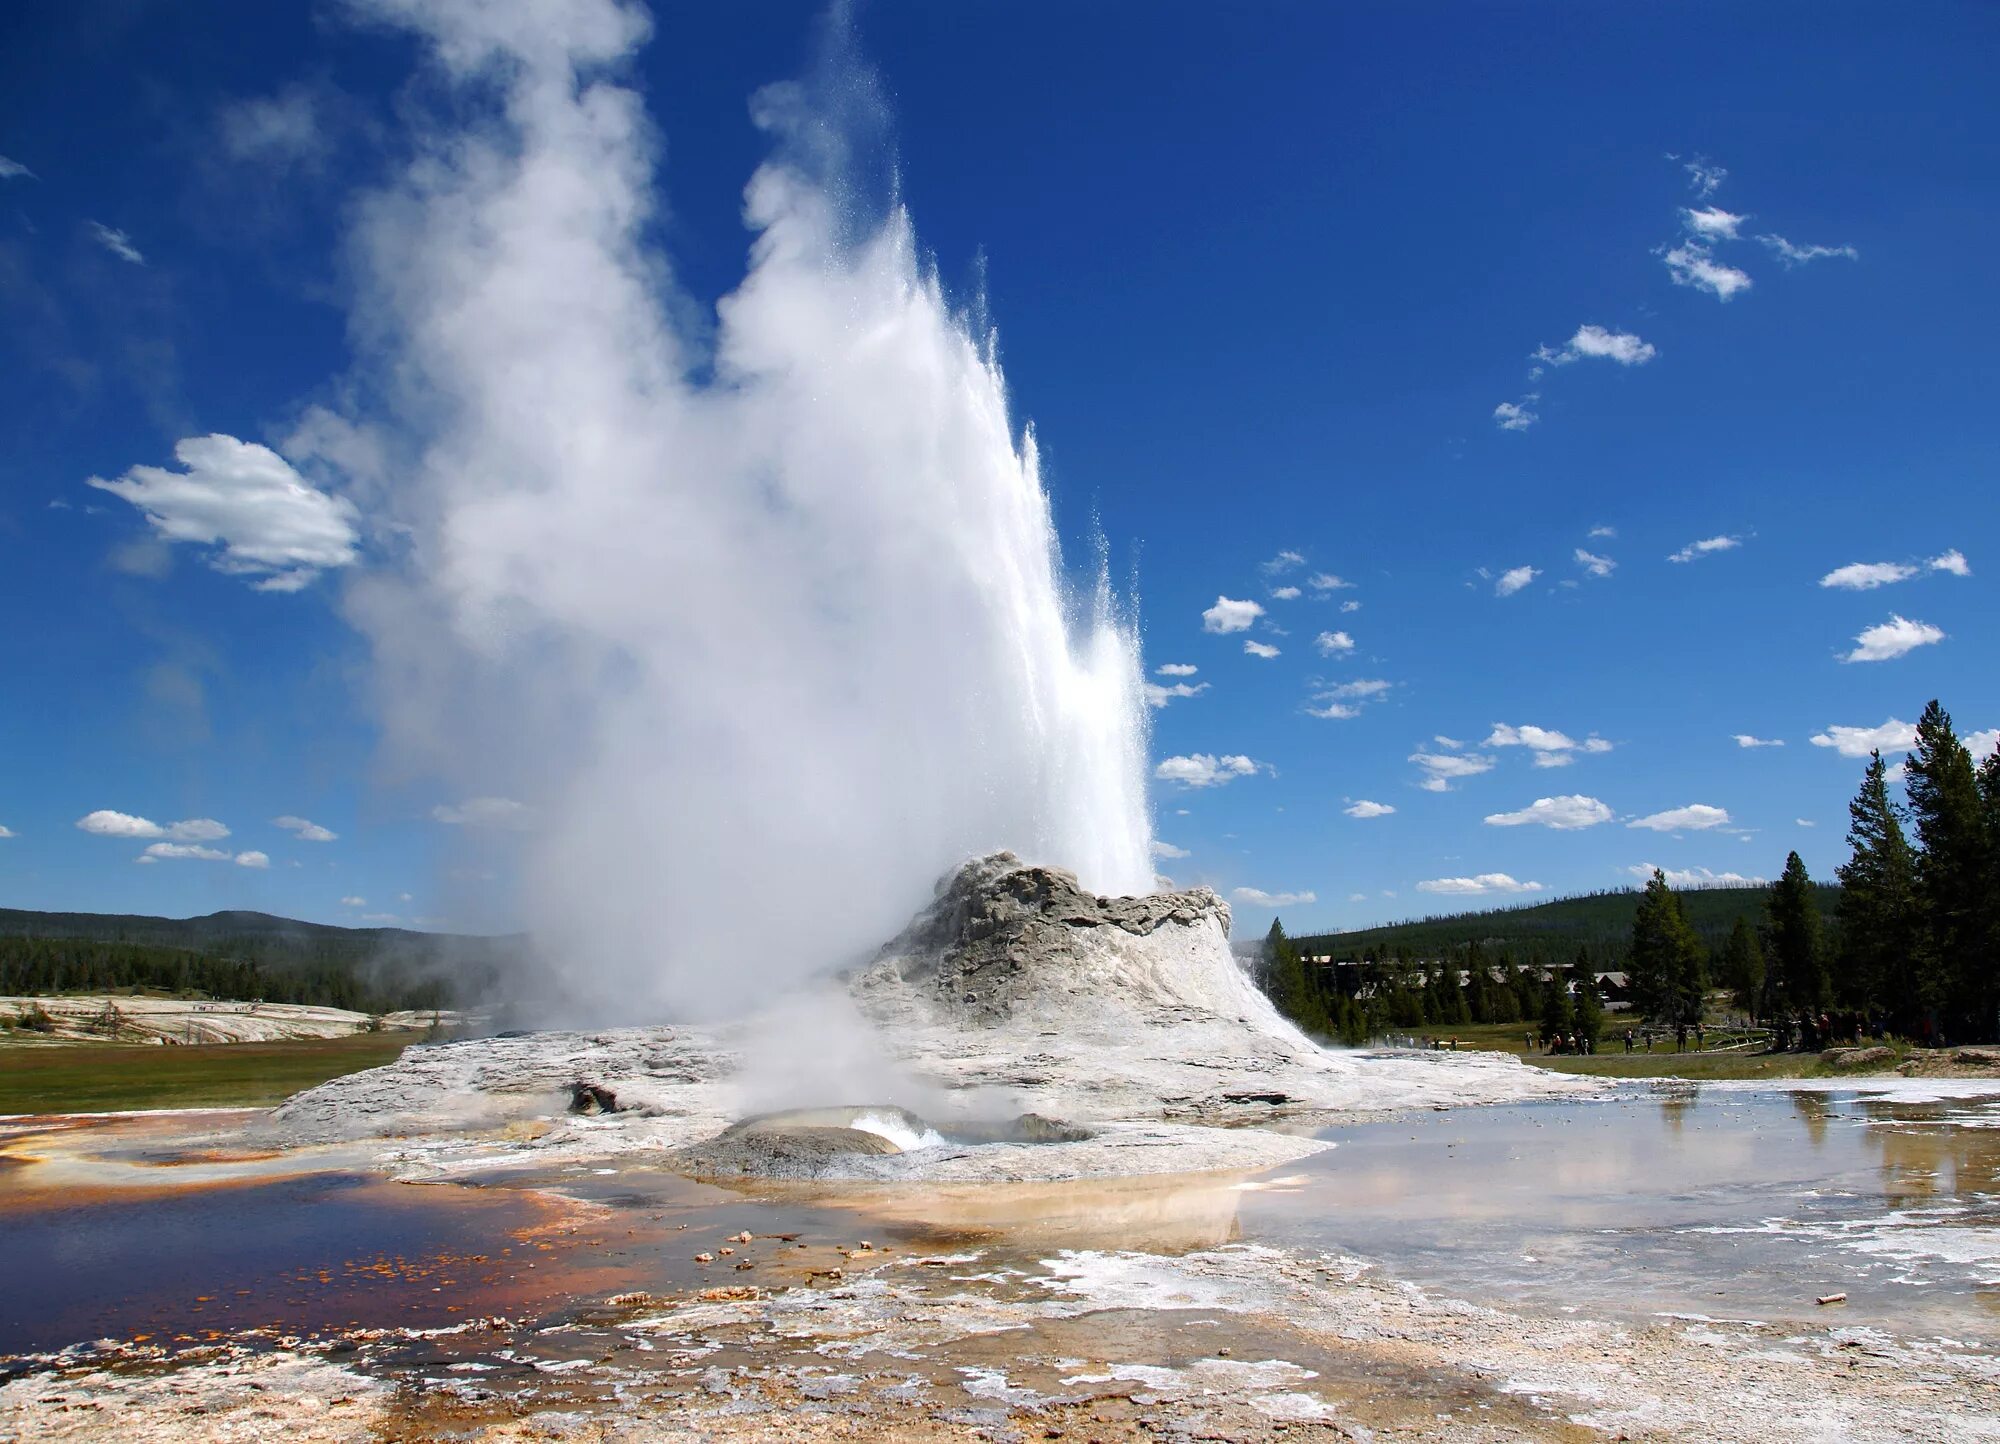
[1759,235,1858,266]
[0,154,35,180]
[1733,734,1785,748]
[1819,551,1969,590]
[1344,800,1395,819]
[1417,873,1543,897]
[273,815,337,842]
[1842,615,1944,664]
[1627,804,1731,832]
[1410,751,1495,792]
[1201,596,1264,634]
[1154,753,1263,788]
[86,434,362,592]
[431,797,534,829]
[1233,886,1317,908]
[1810,719,1917,759]
[1306,573,1354,592]
[76,810,229,842]
[87,220,146,264]
[1494,565,1538,597]
[1483,795,1613,830]
[1667,534,1740,563]
[1260,549,1306,574]
[1574,547,1616,578]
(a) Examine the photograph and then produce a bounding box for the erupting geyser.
[317,0,1154,1022]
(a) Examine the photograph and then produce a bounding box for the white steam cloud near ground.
[304,0,1155,1022]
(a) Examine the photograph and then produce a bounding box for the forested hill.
[1294,884,1842,970]
[0,907,521,1013]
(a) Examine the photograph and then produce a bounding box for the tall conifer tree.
[1836,750,1920,1027]
[1766,851,1827,1017]
[1905,700,1989,1037]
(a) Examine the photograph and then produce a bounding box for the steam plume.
[312,0,1155,1021]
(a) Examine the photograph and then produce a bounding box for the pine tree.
[1835,750,1921,1028]
[1261,920,1330,1034]
[1570,948,1604,1047]
[1905,700,1990,1039]
[1720,915,1765,1016]
[1766,852,1827,1018]
[1539,974,1573,1042]
[1629,870,1707,1026]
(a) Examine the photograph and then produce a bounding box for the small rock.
[693,1253,714,1264]
[1817,1292,1847,1305]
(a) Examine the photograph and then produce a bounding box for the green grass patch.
[1414,1020,1899,1080]
[0,1032,411,1114]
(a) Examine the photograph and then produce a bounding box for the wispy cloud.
[1144,680,1210,709]
[431,796,534,829]
[1930,549,1971,577]
[1535,324,1658,367]
[1681,206,1745,241]
[1484,794,1613,830]
[1344,800,1395,819]
[1668,534,1741,563]
[1151,840,1190,860]
[87,221,145,265]
[1314,630,1355,656]
[0,155,34,180]
[1260,549,1306,574]
[1587,525,1617,540]
[1155,753,1264,788]
[1233,886,1316,908]
[1306,573,1354,592]
[1683,157,1728,198]
[1493,399,1538,432]
[1843,615,1944,664]
[1494,565,1538,597]
[1417,873,1543,896]
[273,815,337,842]
[1202,596,1264,633]
[1627,804,1731,832]
[1410,750,1495,792]
[1663,242,1751,300]
[1243,639,1280,659]
[1574,548,1616,578]
[1626,863,1766,889]
[1733,734,1785,748]
[1758,235,1857,266]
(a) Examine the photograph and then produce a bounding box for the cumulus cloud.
[1150,840,1189,859]
[1967,729,2000,761]
[1307,701,1359,720]
[1156,663,1199,677]
[1493,399,1538,432]
[1154,754,1262,788]
[1233,886,1316,908]
[87,221,145,264]
[1668,534,1740,563]
[1417,873,1543,897]
[1484,794,1613,830]
[1627,863,1767,889]
[1243,640,1280,659]
[1410,750,1495,792]
[431,796,534,829]
[1843,614,1944,663]
[76,811,230,841]
[1758,235,1858,266]
[1574,547,1616,578]
[274,815,337,842]
[1144,680,1210,709]
[140,841,269,867]
[1820,552,1967,590]
[1734,734,1785,748]
[1202,596,1264,633]
[1344,800,1395,819]
[1536,324,1658,367]
[235,850,270,868]
[1339,599,1361,613]
[1494,565,1538,597]
[1261,549,1306,574]
[1663,243,1751,300]
[1314,630,1355,656]
[86,435,362,592]
[1268,585,1301,600]
[1485,724,1612,766]
[1627,804,1731,832]
[1681,206,1745,241]
[1307,573,1354,592]
[1931,549,1971,577]
[1811,718,1917,758]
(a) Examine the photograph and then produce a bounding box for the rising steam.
[309,0,1155,1021]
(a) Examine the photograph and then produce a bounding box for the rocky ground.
[0,996,466,1046]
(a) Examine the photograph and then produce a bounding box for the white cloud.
[1323,679,1392,699]
[274,815,337,842]
[1155,663,1199,677]
[1410,750,1495,792]
[1314,630,1355,656]
[1843,614,1944,664]
[1811,718,1917,758]
[0,155,33,180]
[1417,873,1543,897]
[87,221,145,264]
[1758,234,1858,266]
[1820,560,1915,590]
[76,811,230,841]
[1681,206,1745,241]
[1261,549,1306,574]
[1202,596,1264,633]
[1663,243,1751,300]
[1433,735,1465,750]
[235,850,270,869]
[1344,800,1395,819]
[1574,547,1616,578]
[1243,640,1280,659]
[1587,525,1616,539]
[1154,754,1262,788]
[1307,702,1359,720]
[1668,534,1740,563]
[1627,804,1731,832]
[1930,548,1971,577]
[1486,723,1577,755]
[1733,734,1785,748]
[1233,886,1317,908]
[1339,599,1361,613]
[340,895,367,907]
[1493,400,1538,432]
[1144,680,1210,709]
[1795,819,1816,828]
[1151,840,1190,859]
[431,796,534,829]
[1268,585,1301,600]
[1484,794,1613,830]
[1684,158,1727,197]
[1966,729,2000,761]
[0,825,14,838]
[1348,892,1368,903]
[1626,863,1766,889]
[1495,565,1538,597]
[1537,324,1659,367]
[143,842,233,862]
[218,85,325,168]
[1306,573,1354,591]
[86,434,362,592]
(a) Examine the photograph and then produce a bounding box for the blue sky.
[1,2,1994,936]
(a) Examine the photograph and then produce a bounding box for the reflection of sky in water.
[1237,1089,2000,1335]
